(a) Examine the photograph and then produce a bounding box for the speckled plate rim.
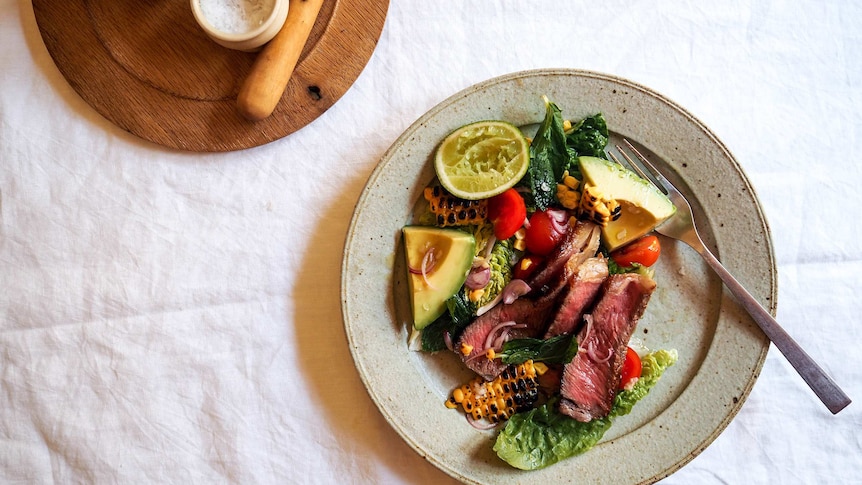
[341,69,775,484]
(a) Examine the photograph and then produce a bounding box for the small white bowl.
[190,0,289,52]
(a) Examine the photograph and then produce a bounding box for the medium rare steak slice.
[544,256,609,338]
[456,295,558,380]
[525,219,600,296]
[559,273,656,422]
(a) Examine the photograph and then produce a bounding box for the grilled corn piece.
[556,170,581,210]
[445,360,545,424]
[576,183,621,226]
[424,186,488,227]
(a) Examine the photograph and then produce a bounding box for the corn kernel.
[533,362,549,375]
[460,343,473,356]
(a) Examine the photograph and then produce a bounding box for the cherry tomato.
[513,254,544,280]
[524,210,566,256]
[611,234,661,268]
[619,347,642,390]
[487,189,526,240]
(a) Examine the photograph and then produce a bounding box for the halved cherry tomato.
[524,209,566,256]
[513,254,544,280]
[619,346,642,390]
[487,188,526,240]
[611,234,661,268]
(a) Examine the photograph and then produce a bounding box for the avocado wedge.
[578,156,676,251]
[402,226,475,330]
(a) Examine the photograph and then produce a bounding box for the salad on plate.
[401,96,679,470]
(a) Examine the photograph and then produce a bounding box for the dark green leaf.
[419,292,476,352]
[419,315,450,352]
[566,113,609,159]
[496,334,579,365]
[446,291,476,331]
[523,97,571,211]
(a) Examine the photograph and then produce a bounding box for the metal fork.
[609,139,851,414]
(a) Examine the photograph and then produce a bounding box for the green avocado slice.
[578,156,676,251]
[402,226,475,330]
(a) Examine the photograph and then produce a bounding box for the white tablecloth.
[2,1,860,483]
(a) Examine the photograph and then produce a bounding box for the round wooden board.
[32,0,389,152]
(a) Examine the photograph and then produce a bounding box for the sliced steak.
[456,294,558,380]
[559,273,656,422]
[544,256,609,338]
[525,220,600,296]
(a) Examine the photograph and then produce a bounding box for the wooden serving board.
[32,0,389,152]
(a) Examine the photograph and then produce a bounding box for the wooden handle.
[236,0,325,121]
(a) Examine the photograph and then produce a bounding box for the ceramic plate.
[341,69,774,484]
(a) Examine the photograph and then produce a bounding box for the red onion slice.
[408,247,438,274]
[577,315,594,354]
[587,341,613,364]
[443,331,454,352]
[475,279,532,316]
[501,279,531,304]
[475,295,502,317]
[482,236,497,260]
[491,323,527,350]
[465,264,491,290]
[422,253,437,288]
[547,209,569,236]
[483,321,517,352]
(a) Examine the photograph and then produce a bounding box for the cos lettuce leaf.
[472,238,514,307]
[493,349,678,470]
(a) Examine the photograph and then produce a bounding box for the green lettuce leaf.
[493,349,678,470]
[472,238,514,308]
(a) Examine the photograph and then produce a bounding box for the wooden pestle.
[236,0,325,121]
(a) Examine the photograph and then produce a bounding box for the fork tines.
[608,140,670,196]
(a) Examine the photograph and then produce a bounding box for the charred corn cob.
[445,360,545,424]
[576,183,621,226]
[424,186,488,227]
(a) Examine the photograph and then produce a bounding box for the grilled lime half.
[434,121,530,200]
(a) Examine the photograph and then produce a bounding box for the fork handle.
[695,246,851,414]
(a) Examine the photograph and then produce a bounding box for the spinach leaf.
[419,316,450,352]
[446,291,476,331]
[496,334,579,365]
[566,113,609,159]
[523,97,570,211]
[420,292,476,352]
